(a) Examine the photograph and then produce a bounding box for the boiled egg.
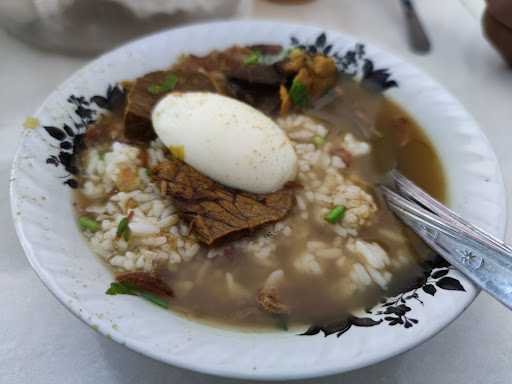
[151,92,298,194]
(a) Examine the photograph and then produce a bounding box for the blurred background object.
[0,0,250,56]
[483,0,512,66]
[400,0,431,54]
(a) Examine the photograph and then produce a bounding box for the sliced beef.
[152,160,294,246]
[124,71,167,142]
[175,46,285,113]
[227,79,281,114]
[173,46,281,79]
[123,46,291,142]
[123,70,217,142]
[116,272,174,297]
[248,44,283,55]
[226,63,283,85]
[217,48,285,112]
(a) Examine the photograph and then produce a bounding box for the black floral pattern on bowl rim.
[40,32,465,337]
[301,256,465,337]
[43,85,125,188]
[290,33,398,91]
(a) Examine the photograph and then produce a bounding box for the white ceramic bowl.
[10,21,506,380]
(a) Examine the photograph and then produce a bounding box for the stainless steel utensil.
[400,0,432,53]
[380,170,512,309]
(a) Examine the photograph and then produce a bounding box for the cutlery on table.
[400,0,432,54]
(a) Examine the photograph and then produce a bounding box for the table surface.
[2,1,512,383]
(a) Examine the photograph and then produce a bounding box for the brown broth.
[159,85,444,330]
[75,77,445,332]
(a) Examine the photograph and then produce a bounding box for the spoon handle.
[401,0,432,53]
[380,174,512,310]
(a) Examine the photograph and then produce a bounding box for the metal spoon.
[380,170,512,310]
[400,0,432,54]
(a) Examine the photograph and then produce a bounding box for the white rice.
[79,114,406,297]
[343,133,371,156]
[80,141,199,272]
[226,273,251,303]
[347,239,390,270]
[263,269,285,290]
[294,253,323,275]
[351,263,373,287]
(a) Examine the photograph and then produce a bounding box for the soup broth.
[74,46,445,331]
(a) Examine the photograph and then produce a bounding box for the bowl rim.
[10,20,507,380]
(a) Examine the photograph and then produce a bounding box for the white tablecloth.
[2,1,512,383]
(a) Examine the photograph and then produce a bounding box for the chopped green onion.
[147,74,178,95]
[79,216,100,232]
[147,84,161,94]
[137,291,169,309]
[145,168,151,177]
[244,50,262,65]
[162,74,178,89]
[289,78,309,107]
[116,217,131,241]
[106,282,134,296]
[313,135,326,148]
[105,282,169,309]
[324,205,346,224]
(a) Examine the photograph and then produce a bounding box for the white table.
[2,1,512,383]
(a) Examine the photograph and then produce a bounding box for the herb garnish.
[289,78,309,107]
[106,282,168,309]
[79,216,100,232]
[313,135,325,148]
[116,215,132,241]
[324,205,346,224]
[147,74,178,95]
[244,50,262,65]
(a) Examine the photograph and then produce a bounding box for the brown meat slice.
[152,160,294,246]
[175,47,285,113]
[227,63,283,85]
[227,79,281,114]
[116,272,174,297]
[175,46,284,85]
[218,47,284,111]
[248,44,283,55]
[123,69,218,142]
[124,46,288,141]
